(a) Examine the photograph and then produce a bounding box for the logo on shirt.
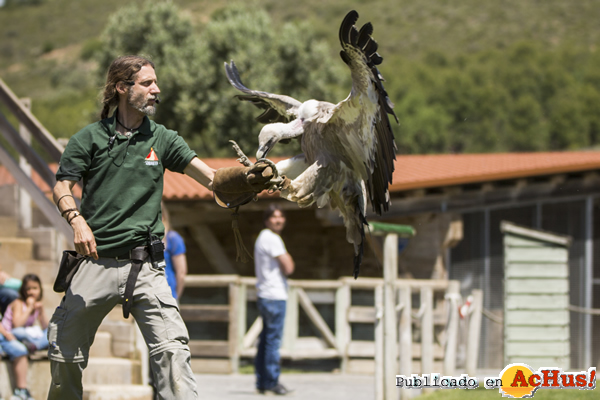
[145,148,159,166]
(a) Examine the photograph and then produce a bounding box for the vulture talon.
[256,157,286,193]
[229,140,253,167]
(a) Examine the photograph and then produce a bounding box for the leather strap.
[122,247,149,319]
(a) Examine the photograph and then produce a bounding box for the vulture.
[225,10,398,278]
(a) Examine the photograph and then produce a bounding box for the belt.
[114,246,148,261]
[121,246,149,319]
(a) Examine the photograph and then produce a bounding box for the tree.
[95,2,345,158]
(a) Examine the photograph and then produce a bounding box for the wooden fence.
[181,275,482,378]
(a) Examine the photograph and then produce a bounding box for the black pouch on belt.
[53,250,86,293]
[122,246,149,319]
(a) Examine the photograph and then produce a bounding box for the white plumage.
[225,10,398,277]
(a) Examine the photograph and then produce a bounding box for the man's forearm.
[53,179,99,258]
[53,180,78,217]
[184,157,216,190]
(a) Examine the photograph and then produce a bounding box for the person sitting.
[1,274,49,400]
[2,274,49,353]
[0,268,21,317]
[0,321,31,400]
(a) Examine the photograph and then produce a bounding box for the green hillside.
[1,0,599,154]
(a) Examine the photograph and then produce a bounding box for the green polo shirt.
[56,112,196,257]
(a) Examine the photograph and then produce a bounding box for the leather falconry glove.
[213,161,274,209]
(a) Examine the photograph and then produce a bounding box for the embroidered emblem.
[145,147,159,166]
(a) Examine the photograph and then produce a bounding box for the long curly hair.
[100,55,156,120]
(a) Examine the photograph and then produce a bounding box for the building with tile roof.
[1,150,599,371]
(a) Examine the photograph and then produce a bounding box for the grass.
[420,386,600,400]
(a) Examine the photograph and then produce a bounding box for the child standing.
[2,274,49,400]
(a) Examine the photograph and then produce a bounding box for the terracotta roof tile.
[165,151,600,200]
[0,163,82,198]
[390,151,600,191]
[3,152,600,201]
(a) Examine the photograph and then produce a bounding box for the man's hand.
[72,216,98,259]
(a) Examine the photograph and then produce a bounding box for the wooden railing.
[0,78,72,240]
[181,275,481,377]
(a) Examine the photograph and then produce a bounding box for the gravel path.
[194,373,375,400]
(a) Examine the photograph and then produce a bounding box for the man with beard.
[48,55,274,399]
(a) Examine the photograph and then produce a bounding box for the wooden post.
[335,282,351,372]
[375,285,384,400]
[443,281,460,376]
[228,282,240,373]
[19,97,32,229]
[398,286,412,400]
[237,282,247,350]
[282,286,298,354]
[420,287,433,394]
[383,233,398,400]
[466,289,483,376]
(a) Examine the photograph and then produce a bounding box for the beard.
[128,90,157,116]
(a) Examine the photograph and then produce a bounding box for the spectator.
[161,203,187,301]
[3,274,49,352]
[0,322,30,400]
[0,274,47,400]
[0,270,20,317]
[254,204,295,396]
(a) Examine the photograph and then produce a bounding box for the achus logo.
[145,147,159,166]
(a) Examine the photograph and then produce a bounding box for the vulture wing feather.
[224,61,303,123]
[331,11,397,215]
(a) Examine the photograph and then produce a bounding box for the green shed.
[501,221,571,370]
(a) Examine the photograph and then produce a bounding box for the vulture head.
[255,99,320,159]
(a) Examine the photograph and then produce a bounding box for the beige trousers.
[46,257,198,400]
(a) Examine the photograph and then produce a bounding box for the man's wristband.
[68,211,82,225]
[61,207,78,218]
[56,194,74,207]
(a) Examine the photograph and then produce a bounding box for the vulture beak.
[256,146,270,160]
[256,137,275,160]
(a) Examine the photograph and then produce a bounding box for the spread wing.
[225,61,303,123]
[329,10,398,215]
